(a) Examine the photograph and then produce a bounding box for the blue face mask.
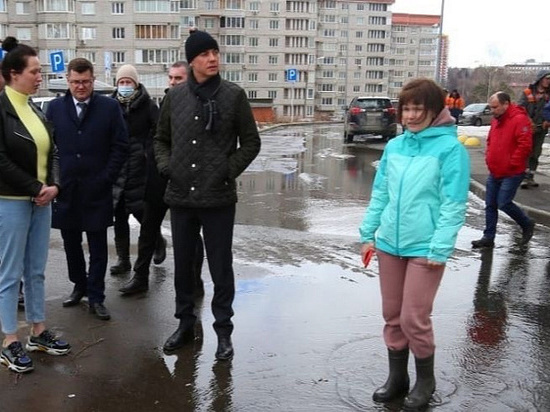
[118,85,134,98]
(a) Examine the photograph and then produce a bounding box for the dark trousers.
[134,199,168,275]
[60,229,108,304]
[483,173,530,239]
[527,128,547,173]
[113,196,144,246]
[171,205,235,337]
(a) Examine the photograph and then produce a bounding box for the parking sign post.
[286,68,297,121]
[49,51,65,73]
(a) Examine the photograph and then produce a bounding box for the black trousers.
[133,198,169,275]
[60,229,108,304]
[170,205,235,337]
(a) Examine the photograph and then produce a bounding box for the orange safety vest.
[446,96,465,110]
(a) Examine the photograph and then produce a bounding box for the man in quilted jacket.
[154,30,261,360]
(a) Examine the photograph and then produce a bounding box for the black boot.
[403,354,436,411]
[153,235,167,265]
[110,237,131,275]
[372,348,410,403]
[119,271,149,295]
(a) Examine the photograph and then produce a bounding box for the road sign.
[286,68,297,82]
[50,51,65,73]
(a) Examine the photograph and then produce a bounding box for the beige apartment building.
[0,0,445,120]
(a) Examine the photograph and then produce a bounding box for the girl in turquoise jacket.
[360,78,470,410]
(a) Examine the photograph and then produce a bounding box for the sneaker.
[26,330,71,356]
[471,237,495,249]
[0,341,34,373]
[521,220,535,245]
[521,176,539,189]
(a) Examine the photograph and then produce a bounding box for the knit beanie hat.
[115,64,139,86]
[185,30,219,63]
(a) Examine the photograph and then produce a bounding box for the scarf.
[188,72,222,131]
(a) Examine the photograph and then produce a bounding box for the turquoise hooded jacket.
[359,114,470,263]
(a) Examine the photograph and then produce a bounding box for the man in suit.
[47,58,128,320]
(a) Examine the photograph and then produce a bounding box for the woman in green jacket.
[359,78,470,410]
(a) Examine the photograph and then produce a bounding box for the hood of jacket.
[531,70,550,87]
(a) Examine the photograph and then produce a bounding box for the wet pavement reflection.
[2,124,550,411]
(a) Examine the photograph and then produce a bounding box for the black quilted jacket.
[154,77,260,208]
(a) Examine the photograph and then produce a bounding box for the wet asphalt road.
[2,124,550,411]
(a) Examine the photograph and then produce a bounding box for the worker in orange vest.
[446,89,465,124]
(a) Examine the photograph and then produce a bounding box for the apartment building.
[0,0,447,120]
[388,13,442,99]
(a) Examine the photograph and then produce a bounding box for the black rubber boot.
[119,271,149,295]
[403,354,436,411]
[372,348,410,403]
[110,237,131,275]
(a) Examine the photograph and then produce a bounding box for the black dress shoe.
[471,237,495,249]
[163,325,194,352]
[119,274,149,295]
[89,303,111,320]
[215,336,234,361]
[62,289,86,307]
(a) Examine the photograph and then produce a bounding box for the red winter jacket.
[486,104,532,178]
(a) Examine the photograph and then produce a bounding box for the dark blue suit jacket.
[47,92,128,231]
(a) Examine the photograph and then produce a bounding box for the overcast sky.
[391,0,550,68]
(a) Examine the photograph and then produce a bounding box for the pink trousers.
[376,250,444,359]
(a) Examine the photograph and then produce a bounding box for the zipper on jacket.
[395,156,414,254]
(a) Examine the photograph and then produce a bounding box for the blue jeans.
[483,173,531,239]
[0,199,51,335]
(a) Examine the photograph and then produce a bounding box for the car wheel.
[474,118,482,126]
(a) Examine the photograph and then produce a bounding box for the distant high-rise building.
[0,0,449,120]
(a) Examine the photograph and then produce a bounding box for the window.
[137,49,180,64]
[179,0,196,9]
[37,0,74,12]
[223,53,243,64]
[46,23,70,39]
[249,19,259,29]
[222,35,244,46]
[220,16,245,28]
[268,90,277,99]
[268,55,278,65]
[81,2,95,14]
[135,25,179,39]
[321,97,333,106]
[355,58,362,65]
[112,51,126,63]
[16,2,30,14]
[224,0,243,10]
[355,31,364,38]
[82,51,96,63]
[249,1,260,11]
[269,20,279,30]
[0,24,6,38]
[248,55,258,64]
[269,2,279,12]
[81,27,97,40]
[269,38,279,47]
[134,0,173,13]
[355,45,363,52]
[353,85,360,92]
[248,72,258,82]
[249,37,258,47]
[268,73,277,82]
[223,70,242,82]
[204,0,214,10]
[203,18,215,29]
[323,29,336,37]
[112,28,125,39]
[16,28,31,40]
[368,16,386,25]
[368,30,386,39]
[112,2,124,14]
[248,90,257,99]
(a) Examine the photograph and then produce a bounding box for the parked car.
[32,96,56,112]
[458,103,492,126]
[344,96,397,143]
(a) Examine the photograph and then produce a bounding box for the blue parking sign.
[50,51,65,73]
[286,68,298,82]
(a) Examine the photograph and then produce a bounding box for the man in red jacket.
[472,92,535,248]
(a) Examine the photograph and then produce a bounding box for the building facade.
[0,0,448,120]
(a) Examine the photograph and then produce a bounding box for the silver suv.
[344,96,397,143]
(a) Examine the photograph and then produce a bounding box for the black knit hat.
[185,30,219,63]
